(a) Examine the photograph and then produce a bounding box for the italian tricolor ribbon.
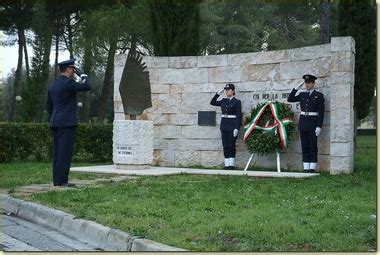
[243,101,293,149]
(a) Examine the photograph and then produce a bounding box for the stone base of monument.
[116,164,151,170]
[113,120,153,169]
[71,165,320,178]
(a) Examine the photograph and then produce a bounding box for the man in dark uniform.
[287,74,325,173]
[210,83,242,170]
[47,58,91,186]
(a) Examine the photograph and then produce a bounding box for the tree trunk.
[319,0,331,44]
[54,24,60,77]
[97,39,117,122]
[66,14,74,58]
[81,36,92,123]
[353,107,358,152]
[41,32,53,85]
[37,21,53,122]
[22,30,30,84]
[10,28,25,121]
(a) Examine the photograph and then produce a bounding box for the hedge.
[0,123,112,162]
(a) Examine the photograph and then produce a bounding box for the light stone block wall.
[114,37,355,173]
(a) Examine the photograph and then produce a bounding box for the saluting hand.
[80,74,88,84]
[294,81,304,90]
[217,89,224,95]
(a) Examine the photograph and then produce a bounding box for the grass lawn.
[0,161,114,190]
[1,136,376,251]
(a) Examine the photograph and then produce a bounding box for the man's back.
[47,75,91,127]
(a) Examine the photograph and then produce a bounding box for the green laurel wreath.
[244,101,296,155]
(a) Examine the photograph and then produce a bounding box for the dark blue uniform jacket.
[287,89,325,131]
[210,94,242,131]
[47,75,91,127]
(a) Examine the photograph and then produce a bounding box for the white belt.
[221,114,236,118]
[300,111,318,116]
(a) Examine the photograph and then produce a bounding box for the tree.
[72,1,140,123]
[21,0,55,122]
[0,0,33,121]
[148,0,202,56]
[319,0,331,44]
[200,1,265,54]
[199,1,321,54]
[1,70,17,121]
[82,5,130,122]
[264,1,320,50]
[337,0,376,121]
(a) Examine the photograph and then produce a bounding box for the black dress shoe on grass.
[54,183,76,187]
[63,183,76,187]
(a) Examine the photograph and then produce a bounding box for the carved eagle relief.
[119,51,152,115]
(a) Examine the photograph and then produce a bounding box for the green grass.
[0,161,114,189]
[2,136,376,251]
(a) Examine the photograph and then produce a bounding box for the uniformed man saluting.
[210,83,242,170]
[287,74,325,173]
[47,58,91,187]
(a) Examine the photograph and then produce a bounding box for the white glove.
[217,89,224,95]
[233,129,238,137]
[80,74,88,83]
[295,81,304,90]
[315,127,321,137]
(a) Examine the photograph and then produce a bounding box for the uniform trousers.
[50,126,77,185]
[300,130,318,163]
[221,130,237,158]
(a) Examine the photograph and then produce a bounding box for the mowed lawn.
[0,161,114,190]
[1,136,376,251]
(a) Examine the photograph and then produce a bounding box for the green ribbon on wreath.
[243,100,293,149]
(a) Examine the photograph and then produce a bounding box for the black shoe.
[55,183,76,187]
[63,183,76,187]
[228,166,235,170]
[223,166,229,170]
[309,169,315,173]
[303,170,310,173]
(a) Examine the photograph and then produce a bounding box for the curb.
[1,194,186,251]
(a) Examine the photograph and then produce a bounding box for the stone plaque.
[198,111,216,126]
[116,145,133,157]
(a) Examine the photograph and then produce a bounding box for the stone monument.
[114,36,355,174]
[113,51,153,169]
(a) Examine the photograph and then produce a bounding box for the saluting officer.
[47,58,91,187]
[210,83,242,170]
[287,74,325,173]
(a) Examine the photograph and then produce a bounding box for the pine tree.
[148,0,202,56]
[337,0,376,120]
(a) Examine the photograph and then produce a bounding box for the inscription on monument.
[116,145,133,156]
[252,93,299,110]
[251,92,290,100]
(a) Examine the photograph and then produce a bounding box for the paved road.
[1,210,100,251]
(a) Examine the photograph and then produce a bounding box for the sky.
[0,31,70,80]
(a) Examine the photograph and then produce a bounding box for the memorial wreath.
[243,100,296,155]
